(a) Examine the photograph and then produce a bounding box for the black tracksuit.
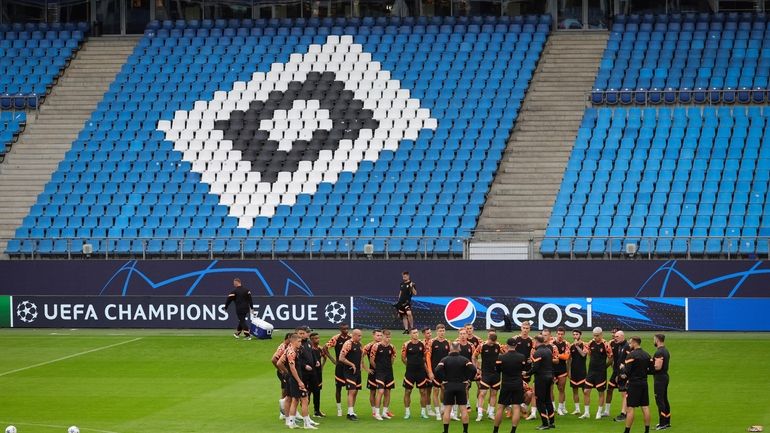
[528,344,555,427]
[654,346,671,426]
[225,285,253,334]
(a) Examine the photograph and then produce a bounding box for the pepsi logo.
[444,297,477,330]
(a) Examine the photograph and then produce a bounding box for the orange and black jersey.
[512,335,533,358]
[363,341,379,363]
[552,340,570,365]
[402,340,427,368]
[588,339,612,372]
[569,341,588,375]
[467,334,481,350]
[272,341,290,364]
[340,340,363,366]
[325,333,352,361]
[457,341,474,361]
[475,342,504,374]
[427,338,451,372]
[371,342,396,371]
[281,345,298,371]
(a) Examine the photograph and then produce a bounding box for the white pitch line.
[0,337,143,377]
[0,421,120,433]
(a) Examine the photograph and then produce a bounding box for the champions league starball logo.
[324,301,347,325]
[158,34,437,229]
[16,300,38,323]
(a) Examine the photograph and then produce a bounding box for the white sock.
[597,408,603,416]
[384,406,389,414]
[421,406,427,415]
[575,403,580,411]
[372,406,377,413]
[584,405,590,414]
[348,407,355,415]
[405,407,411,415]
[304,416,312,424]
[530,406,537,415]
[279,397,286,411]
[375,407,381,416]
[604,403,611,413]
[337,403,342,411]
[478,407,483,415]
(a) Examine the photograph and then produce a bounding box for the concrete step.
[0,36,135,254]
[476,31,607,237]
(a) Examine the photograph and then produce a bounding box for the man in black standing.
[609,330,632,421]
[435,342,477,433]
[527,335,555,430]
[493,337,527,433]
[224,278,253,339]
[652,334,671,430]
[309,332,326,418]
[620,336,652,433]
[396,271,417,334]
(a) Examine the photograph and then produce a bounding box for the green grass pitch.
[1,329,768,433]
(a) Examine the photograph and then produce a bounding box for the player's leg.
[642,405,651,430]
[442,387,456,433]
[458,397,470,433]
[510,403,521,431]
[476,385,487,421]
[403,373,413,419]
[419,386,430,418]
[406,309,414,329]
[556,375,567,415]
[384,387,393,418]
[596,389,606,419]
[624,406,635,432]
[580,385,591,418]
[401,313,409,332]
[347,388,359,419]
[373,384,384,420]
[334,366,344,416]
[489,387,498,419]
[287,397,299,428]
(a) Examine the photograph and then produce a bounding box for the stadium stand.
[0,112,25,161]
[8,15,551,257]
[0,22,87,109]
[542,106,770,257]
[591,12,770,105]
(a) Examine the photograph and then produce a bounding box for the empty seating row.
[542,106,770,257]
[11,17,548,256]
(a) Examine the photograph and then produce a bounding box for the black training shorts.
[498,384,525,406]
[585,370,608,391]
[443,382,468,406]
[626,381,649,407]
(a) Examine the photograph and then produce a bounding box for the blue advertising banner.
[688,298,770,331]
[1,259,769,298]
[353,296,687,332]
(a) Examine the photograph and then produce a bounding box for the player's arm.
[527,353,542,376]
[559,345,571,361]
[339,341,356,373]
[276,352,288,374]
[551,344,560,363]
[425,343,434,378]
[410,282,417,296]
[434,360,446,382]
[288,352,305,390]
[465,360,477,381]
[224,291,235,309]
[246,290,254,313]
[654,354,664,371]
[323,336,337,364]
[401,342,408,365]
[368,344,377,369]
[272,347,286,371]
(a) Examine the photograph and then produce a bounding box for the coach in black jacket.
[527,335,555,430]
[435,342,477,433]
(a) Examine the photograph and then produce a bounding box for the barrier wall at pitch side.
[0,260,768,330]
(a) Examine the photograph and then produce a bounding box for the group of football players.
[270,321,671,432]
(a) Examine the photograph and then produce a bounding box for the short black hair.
[557,326,566,333]
[284,332,293,341]
[506,337,517,347]
[534,335,545,343]
[402,271,410,275]
[489,333,498,342]
[422,327,431,333]
[572,329,582,335]
[309,332,319,338]
[631,336,642,345]
[655,333,666,343]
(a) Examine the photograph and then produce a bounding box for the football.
[5,426,17,433]
[67,427,79,433]
[324,301,347,325]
